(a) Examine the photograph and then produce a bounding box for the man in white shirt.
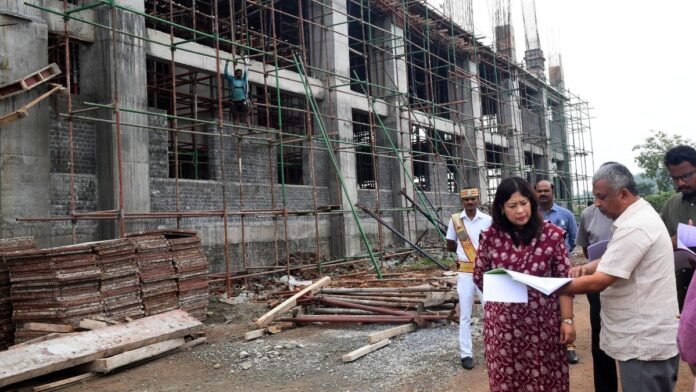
[446,188,492,370]
[559,163,679,391]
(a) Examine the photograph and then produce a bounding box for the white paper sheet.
[504,270,572,295]
[677,223,696,255]
[587,240,610,261]
[483,273,528,303]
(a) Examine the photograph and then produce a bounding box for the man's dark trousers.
[588,293,617,392]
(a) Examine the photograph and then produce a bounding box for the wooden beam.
[0,83,65,126]
[255,276,331,328]
[0,310,201,388]
[30,372,96,392]
[86,338,186,373]
[266,322,295,334]
[367,324,416,344]
[0,63,61,100]
[244,329,266,341]
[78,319,110,330]
[180,337,206,350]
[21,323,74,334]
[341,339,391,363]
[9,333,67,350]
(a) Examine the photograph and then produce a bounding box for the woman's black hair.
[491,177,543,246]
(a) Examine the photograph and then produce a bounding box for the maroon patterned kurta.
[474,222,571,392]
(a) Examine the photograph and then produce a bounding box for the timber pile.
[170,236,209,320]
[130,235,179,317]
[6,243,102,343]
[243,270,457,362]
[0,309,204,390]
[94,239,144,321]
[1,230,209,349]
[0,237,37,349]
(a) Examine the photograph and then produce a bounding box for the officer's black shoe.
[461,356,474,370]
[567,349,579,364]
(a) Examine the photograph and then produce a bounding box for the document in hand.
[677,223,696,255]
[587,240,610,261]
[483,268,572,303]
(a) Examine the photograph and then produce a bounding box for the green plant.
[644,191,676,213]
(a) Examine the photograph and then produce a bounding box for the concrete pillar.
[81,0,150,239]
[383,17,416,242]
[499,77,523,178]
[309,0,360,258]
[524,48,546,80]
[464,56,489,203]
[0,7,51,245]
[495,24,516,61]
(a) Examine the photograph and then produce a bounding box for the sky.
[435,0,696,175]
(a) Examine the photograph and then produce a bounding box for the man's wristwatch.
[561,318,574,325]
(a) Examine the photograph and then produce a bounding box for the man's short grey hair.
[592,163,639,195]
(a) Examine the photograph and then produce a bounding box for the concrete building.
[0,0,593,275]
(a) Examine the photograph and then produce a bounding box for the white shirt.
[446,209,492,262]
[596,198,679,361]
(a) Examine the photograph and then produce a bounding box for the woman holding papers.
[474,177,575,392]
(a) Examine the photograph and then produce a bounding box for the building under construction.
[0,0,593,286]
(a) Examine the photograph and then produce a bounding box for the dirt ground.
[60,295,694,392]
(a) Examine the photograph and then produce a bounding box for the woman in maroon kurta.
[474,177,575,392]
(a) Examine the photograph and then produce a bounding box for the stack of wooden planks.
[170,236,209,320]
[0,237,37,349]
[94,239,144,321]
[1,230,209,349]
[6,243,103,343]
[0,309,204,390]
[130,235,179,317]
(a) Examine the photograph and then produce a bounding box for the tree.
[633,130,694,192]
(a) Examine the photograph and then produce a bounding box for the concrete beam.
[146,29,326,101]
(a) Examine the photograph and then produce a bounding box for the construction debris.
[0,63,61,100]
[1,230,209,348]
[0,237,37,350]
[0,309,202,388]
[341,338,391,363]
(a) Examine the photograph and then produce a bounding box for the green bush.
[644,191,676,212]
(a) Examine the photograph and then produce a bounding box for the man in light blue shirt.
[535,179,577,255]
[224,58,251,128]
[535,179,579,364]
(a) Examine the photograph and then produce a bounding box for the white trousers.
[457,272,483,358]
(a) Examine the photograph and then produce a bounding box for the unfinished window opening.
[485,144,503,195]
[411,125,431,191]
[432,131,458,193]
[258,90,306,185]
[524,152,534,183]
[353,110,375,189]
[169,126,210,180]
[145,0,214,47]
[146,58,173,112]
[48,34,80,95]
[347,2,386,96]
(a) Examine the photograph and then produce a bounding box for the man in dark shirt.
[661,145,696,310]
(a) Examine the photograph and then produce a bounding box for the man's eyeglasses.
[670,169,696,183]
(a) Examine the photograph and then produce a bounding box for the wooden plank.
[266,322,295,334]
[30,372,96,392]
[180,337,206,350]
[22,323,74,334]
[255,276,330,328]
[341,339,391,363]
[78,319,109,330]
[367,324,416,344]
[244,329,266,341]
[0,309,201,388]
[9,333,67,350]
[86,338,185,373]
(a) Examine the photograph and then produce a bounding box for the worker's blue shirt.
[224,67,247,102]
[541,203,577,255]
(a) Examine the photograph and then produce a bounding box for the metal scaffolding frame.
[20,0,593,296]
